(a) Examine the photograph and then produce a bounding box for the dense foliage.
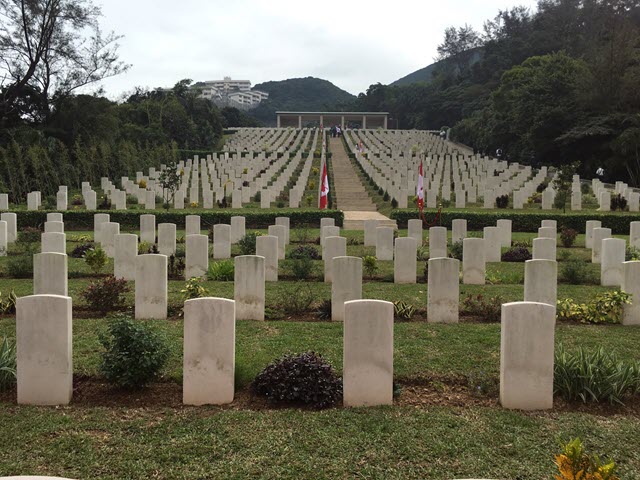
[356,0,640,183]
[250,77,356,126]
[0,80,224,202]
[99,316,170,389]
[251,351,343,408]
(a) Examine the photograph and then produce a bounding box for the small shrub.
[238,232,261,255]
[449,240,463,261]
[287,256,317,280]
[559,227,578,247]
[98,196,111,210]
[82,275,130,314]
[138,241,152,254]
[84,246,108,274]
[289,244,320,260]
[554,345,640,405]
[279,283,316,315]
[316,299,331,320]
[99,316,170,389]
[276,200,285,208]
[556,290,630,324]
[251,352,342,409]
[0,290,17,314]
[462,294,503,322]
[610,193,627,211]
[70,243,94,258]
[383,191,390,201]
[6,256,33,278]
[626,245,640,261]
[181,278,209,301]
[0,337,17,391]
[391,198,398,208]
[495,194,509,208]
[536,182,548,193]
[308,180,316,190]
[393,301,416,320]
[305,195,314,207]
[254,191,261,202]
[362,255,378,279]
[70,194,84,206]
[17,227,41,246]
[501,246,532,262]
[168,255,185,279]
[554,438,619,480]
[560,261,598,285]
[207,260,234,281]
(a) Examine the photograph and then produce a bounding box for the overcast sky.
[97,0,539,99]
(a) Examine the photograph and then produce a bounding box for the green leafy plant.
[207,260,235,281]
[138,241,152,254]
[362,255,378,279]
[556,290,631,324]
[289,244,320,260]
[99,316,170,390]
[0,290,17,314]
[84,246,108,274]
[286,255,317,280]
[70,242,94,258]
[6,256,33,278]
[315,299,331,320]
[238,232,261,255]
[181,278,209,301]
[393,301,416,320]
[251,352,342,409]
[462,294,504,322]
[0,337,17,391]
[81,275,130,314]
[554,345,640,405]
[560,261,598,285]
[449,240,463,261]
[626,245,640,261]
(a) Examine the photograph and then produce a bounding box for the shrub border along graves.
[11,209,344,230]
[391,208,640,234]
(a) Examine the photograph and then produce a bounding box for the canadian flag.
[417,160,424,212]
[320,162,329,209]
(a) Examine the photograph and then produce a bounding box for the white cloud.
[96,0,539,98]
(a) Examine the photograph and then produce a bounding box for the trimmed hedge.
[11,209,344,230]
[391,208,640,234]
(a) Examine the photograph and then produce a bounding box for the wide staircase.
[328,136,396,230]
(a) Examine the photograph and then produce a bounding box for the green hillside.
[249,77,356,125]
[390,48,483,86]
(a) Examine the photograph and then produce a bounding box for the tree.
[553,162,579,212]
[158,161,181,210]
[0,0,129,126]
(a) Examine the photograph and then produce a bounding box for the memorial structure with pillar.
[276,111,389,129]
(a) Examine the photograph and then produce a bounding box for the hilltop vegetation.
[249,77,356,125]
[357,0,640,184]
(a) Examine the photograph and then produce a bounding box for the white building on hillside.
[192,77,268,110]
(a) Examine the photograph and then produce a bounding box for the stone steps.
[329,137,377,211]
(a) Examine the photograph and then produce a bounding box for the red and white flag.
[417,160,424,213]
[320,162,329,209]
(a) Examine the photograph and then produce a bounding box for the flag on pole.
[320,162,329,209]
[417,159,424,214]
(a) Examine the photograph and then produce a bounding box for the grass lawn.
[1,226,639,479]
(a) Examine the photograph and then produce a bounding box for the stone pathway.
[328,136,396,229]
[329,137,377,212]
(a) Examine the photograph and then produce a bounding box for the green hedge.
[12,209,344,230]
[391,209,640,234]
